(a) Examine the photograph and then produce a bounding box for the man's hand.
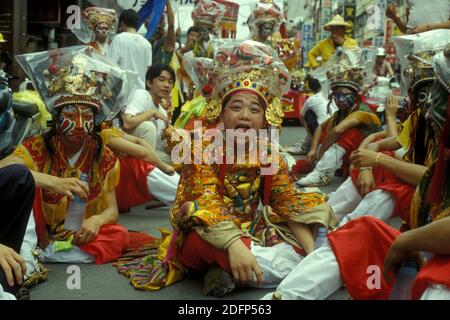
[152,110,169,124]
[49,176,89,200]
[73,215,102,246]
[383,235,412,283]
[356,169,375,196]
[408,24,430,34]
[350,149,379,168]
[385,95,398,119]
[0,244,26,287]
[306,149,317,164]
[227,240,263,286]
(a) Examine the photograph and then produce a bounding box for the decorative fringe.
[43,199,68,228]
[11,146,38,171]
[85,160,120,218]
[43,159,120,228]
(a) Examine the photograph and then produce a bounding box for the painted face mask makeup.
[332,91,356,110]
[259,22,275,38]
[58,105,94,139]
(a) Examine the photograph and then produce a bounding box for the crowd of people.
[0,0,449,301]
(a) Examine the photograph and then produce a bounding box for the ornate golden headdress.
[184,39,291,126]
[71,7,116,45]
[83,7,116,32]
[16,46,128,122]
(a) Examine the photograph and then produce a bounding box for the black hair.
[145,64,176,86]
[187,26,200,35]
[308,78,321,92]
[118,9,140,30]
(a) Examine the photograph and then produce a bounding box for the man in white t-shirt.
[284,78,336,155]
[109,9,152,90]
[122,64,175,164]
[386,0,450,34]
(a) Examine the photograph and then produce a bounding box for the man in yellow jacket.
[308,15,358,69]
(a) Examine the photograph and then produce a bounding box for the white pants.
[328,177,395,227]
[0,285,16,300]
[20,210,38,277]
[314,144,346,176]
[147,168,180,206]
[261,241,342,299]
[420,285,450,300]
[249,242,303,288]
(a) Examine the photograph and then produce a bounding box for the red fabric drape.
[115,157,155,212]
[328,216,400,299]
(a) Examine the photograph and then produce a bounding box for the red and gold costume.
[116,39,337,291]
[13,134,119,244]
[13,46,130,263]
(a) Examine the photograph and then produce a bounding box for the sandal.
[15,286,30,300]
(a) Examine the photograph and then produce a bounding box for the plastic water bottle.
[389,260,419,300]
[64,173,88,231]
[314,227,328,250]
[420,251,433,264]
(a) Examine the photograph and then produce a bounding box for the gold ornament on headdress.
[46,55,109,109]
[84,7,116,32]
[204,69,288,126]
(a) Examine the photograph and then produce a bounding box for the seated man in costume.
[325,30,449,228]
[297,47,383,187]
[72,7,116,56]
[2,46,129,264]
[262,47,450,300]
[116,40,337,296]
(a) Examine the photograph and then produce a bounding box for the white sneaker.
[296,171,331,187]
[283,141,310,155]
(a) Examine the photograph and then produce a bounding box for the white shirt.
[406,0,450,29]
[301,92,335,125]
[125,89,168,151]
[108,32,152,90]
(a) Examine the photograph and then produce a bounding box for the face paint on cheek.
[58,114,75,134]
[83,118,94,133]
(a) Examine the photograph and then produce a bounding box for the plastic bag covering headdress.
[191,0,226,31]
[247,1,284,39]
[72,7,116,44]
[393,29,450,95]
[432,43,450,94]
[312,46,377,92]
[15,45,128,123]
[183,39,291,126]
